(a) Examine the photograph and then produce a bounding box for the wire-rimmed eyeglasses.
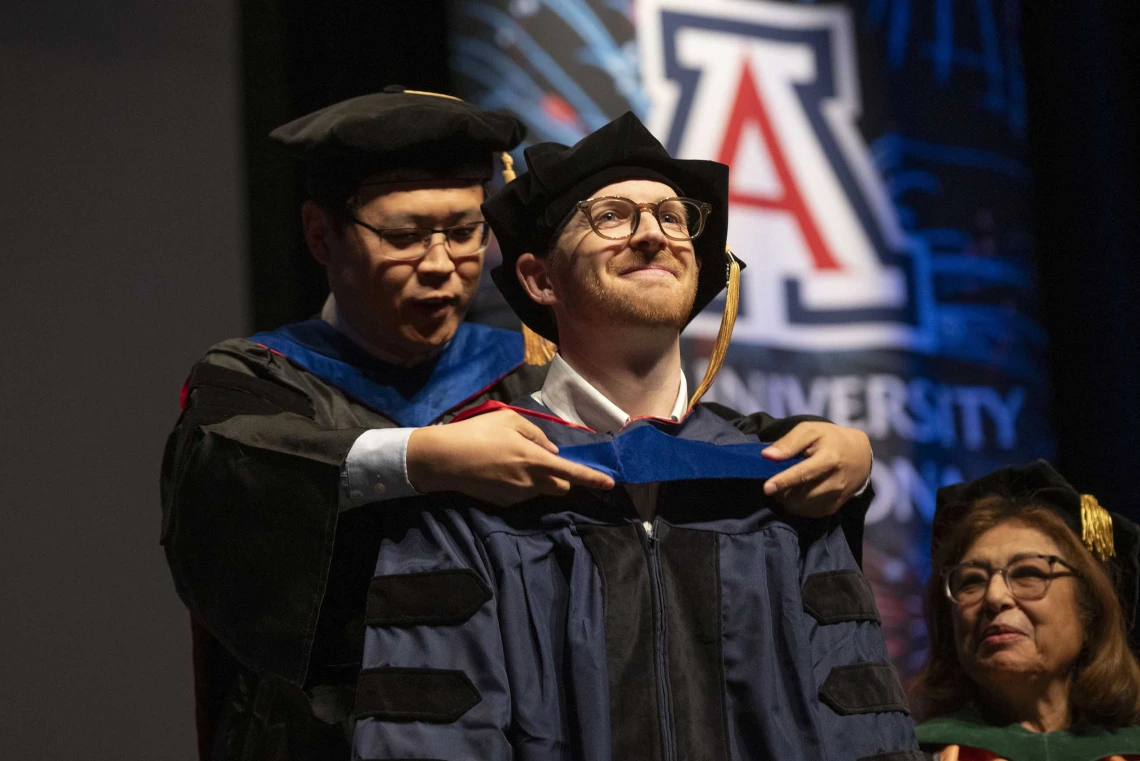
[350,218,491,261]
[575,196,711,242]
[942,553,1078,605]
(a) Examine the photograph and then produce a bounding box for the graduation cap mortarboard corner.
[483,111,743,407]
[933,460,1140,650]
[268,85,526,203]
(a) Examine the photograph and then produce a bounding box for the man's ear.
[516,253,558,306]
[302,200,337,266]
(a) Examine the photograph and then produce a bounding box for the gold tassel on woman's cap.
[689,248,741,408]
[1081,493,1116,561]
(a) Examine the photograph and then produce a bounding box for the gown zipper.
[638,518,676,761]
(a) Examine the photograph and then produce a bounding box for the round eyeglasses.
[942,554,1077,605]
[350,218,491,261]
[575,196,711,241]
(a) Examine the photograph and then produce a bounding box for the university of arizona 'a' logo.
[639,0,935,351]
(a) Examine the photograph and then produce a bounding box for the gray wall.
[1,2,248,756]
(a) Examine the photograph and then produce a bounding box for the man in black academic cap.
[162,91,876,761]
[351,112,913,761]
[162,88,618,761]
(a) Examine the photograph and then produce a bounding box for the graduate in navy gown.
[352,112,919,761]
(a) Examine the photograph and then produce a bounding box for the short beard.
[557,249,699,329]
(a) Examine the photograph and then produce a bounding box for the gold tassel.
[499,151,516,185]
[402,89,462,101]
[522,326,557,365]
[1081,493,1116,561]
[498,150,558,365]
[689,249,741,408]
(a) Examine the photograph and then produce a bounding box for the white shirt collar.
[534,354,689,433]
[320,293,444,367]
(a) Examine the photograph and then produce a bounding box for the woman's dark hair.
[911,496,1140,728]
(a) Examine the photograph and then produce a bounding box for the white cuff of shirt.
[340,427,419,507]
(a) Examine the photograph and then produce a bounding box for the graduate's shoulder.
[701,401,831,441]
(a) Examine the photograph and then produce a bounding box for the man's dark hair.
[311,181,493,236]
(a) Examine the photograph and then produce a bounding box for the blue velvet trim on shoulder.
[249,319,524,427]
[509,399,803,485]
[557,425,800,484]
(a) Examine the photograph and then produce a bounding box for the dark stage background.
[2,0,246,757]
[2,0,1137,756]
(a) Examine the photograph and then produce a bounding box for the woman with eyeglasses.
[910,461,1140,760]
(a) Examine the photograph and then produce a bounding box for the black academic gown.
[161,318,859,761]
[161,319,545,760]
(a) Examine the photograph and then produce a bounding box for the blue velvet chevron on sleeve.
[352,404,920,761]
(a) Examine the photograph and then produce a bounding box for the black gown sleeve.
[700,401,875,568]
[160,353,368,687]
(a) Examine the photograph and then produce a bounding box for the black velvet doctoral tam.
[481,111,732,342]
[269,85,526,202]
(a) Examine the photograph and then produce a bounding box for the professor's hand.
[406,409,615,506]
[760,422,872,518]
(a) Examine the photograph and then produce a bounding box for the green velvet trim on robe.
[916,706,1140,761]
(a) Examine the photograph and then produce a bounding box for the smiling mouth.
[619,265,678,279]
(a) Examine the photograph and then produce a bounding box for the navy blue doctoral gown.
[352,400,921,761]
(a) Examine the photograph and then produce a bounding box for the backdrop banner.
[452,0,1050,677]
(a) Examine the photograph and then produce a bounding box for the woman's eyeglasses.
[942,554,1077,605]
